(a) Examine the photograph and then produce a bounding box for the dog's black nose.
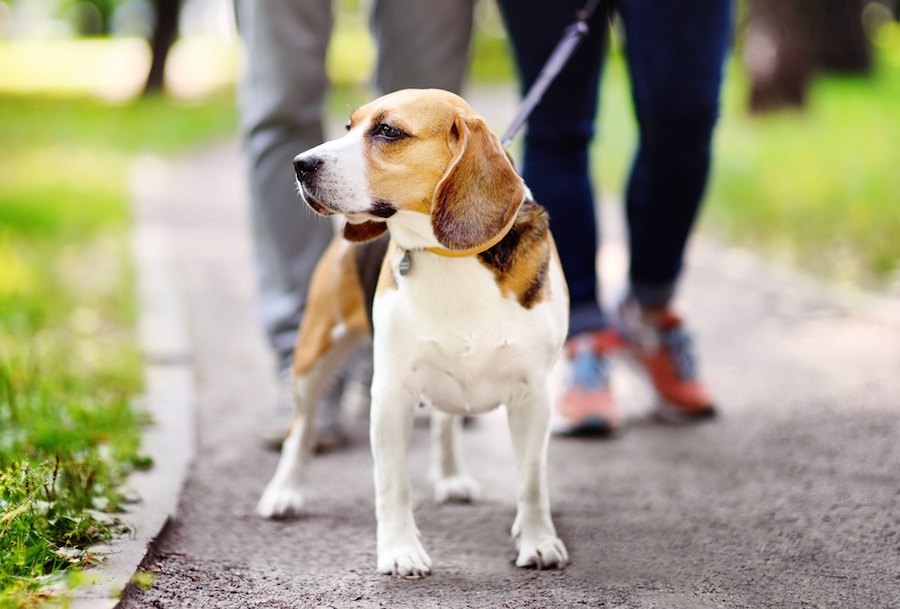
[294,156,323,181]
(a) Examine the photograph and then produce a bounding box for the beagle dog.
[256,89,569,576]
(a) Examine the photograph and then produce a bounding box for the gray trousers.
[234,0,474,367]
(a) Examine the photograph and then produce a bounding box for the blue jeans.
[497,0,733,335]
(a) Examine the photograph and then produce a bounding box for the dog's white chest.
[414,330,526,415]
[373,251,566,415]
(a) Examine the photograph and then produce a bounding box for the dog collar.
[399,235,506,276]
[398,210,518,276]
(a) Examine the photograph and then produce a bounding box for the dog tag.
[398,250,411,276]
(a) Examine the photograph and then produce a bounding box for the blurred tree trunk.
[743,0,871,113]
[143,0,181,95]
[743,0,814,112]
[813,0,871,73]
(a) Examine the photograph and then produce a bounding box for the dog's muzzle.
[294,155,323,182]
[293,155,334,215]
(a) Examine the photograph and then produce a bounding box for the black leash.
[500,0,613,148]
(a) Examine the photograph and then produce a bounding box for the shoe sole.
[654,400,717,424]
[552,416,618,437]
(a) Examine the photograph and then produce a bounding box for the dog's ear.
[343,220,388,242]
[431,116,525,252]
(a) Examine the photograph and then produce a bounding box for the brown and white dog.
[256,89,569,576]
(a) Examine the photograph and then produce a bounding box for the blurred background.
[1,0,897,287]
[0,0,898,603]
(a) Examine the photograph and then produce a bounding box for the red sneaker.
[554,330,623,435]
[618,301,716,422]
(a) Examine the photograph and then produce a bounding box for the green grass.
[0,92,236,607]
[0,372,148,608]
[591,38,900,286]
[708,45,900,283]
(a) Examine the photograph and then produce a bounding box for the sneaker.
[617,300,716,422]
[554,330,623,435]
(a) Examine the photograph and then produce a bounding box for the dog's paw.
[433,474,481,504]
[377,541,432,576]
[256,480,304,519]
[515,535,569,570]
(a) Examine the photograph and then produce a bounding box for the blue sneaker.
[554,330,623,435]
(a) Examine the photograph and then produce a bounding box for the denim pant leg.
[497,0,609,336]
[620,0,734,308]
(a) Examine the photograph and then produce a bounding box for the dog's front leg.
[506,386,568,569]
[371,382,431,576]
[256,368,321,518]
[429,409,481,503]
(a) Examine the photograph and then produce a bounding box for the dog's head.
[294,89,525,253]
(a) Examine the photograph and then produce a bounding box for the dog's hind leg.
[506,385,568,569]
[429,410,481,503]
[257,240,370,519]
[256,328,362,518]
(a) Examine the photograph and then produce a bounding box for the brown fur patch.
[353,235,390,328]
[431,116,525,251]
[358,92,462,218]
[343,220,388,242]
[292,239,370,376]
[477,199,553,309]
[353,90,524,226]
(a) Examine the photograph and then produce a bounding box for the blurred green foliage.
[709,45,900,282]
[0,94,237,155]
[0,92,236,606]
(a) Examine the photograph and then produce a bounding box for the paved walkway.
[123,93,899,608]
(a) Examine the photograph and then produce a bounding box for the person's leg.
[617,0,733,418]
[496,0,607,335]
[235,0,342,447]
[234,0,334,367]
[498,0,620,435]
[619,0,733,307]
[370,0,474,94]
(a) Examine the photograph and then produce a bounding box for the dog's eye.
[345,120,352,132]
[375,123,403,140]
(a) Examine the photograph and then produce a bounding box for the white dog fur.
[256,89,569,576]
